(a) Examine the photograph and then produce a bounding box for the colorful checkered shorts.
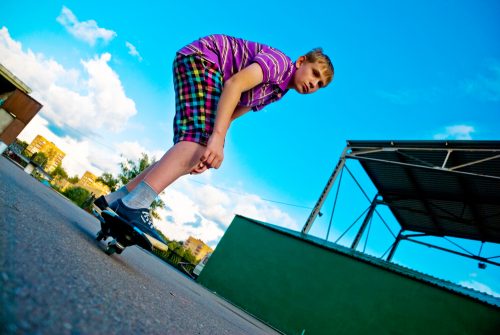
[173,53,223,146]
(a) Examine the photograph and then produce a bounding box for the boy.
[94,34,334,248]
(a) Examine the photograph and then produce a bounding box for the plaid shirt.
[178,34,295,111]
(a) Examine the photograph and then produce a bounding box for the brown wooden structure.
[0,64,42,149]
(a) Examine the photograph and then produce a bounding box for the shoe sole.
[97,204,168,252]
[147,236,169,251]
[92,203,111,216]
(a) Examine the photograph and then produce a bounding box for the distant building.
[183,236,213,261]
[26,134,65,172]
[0,63,43,153]
[76,171,110,197]
[51,177,73,192]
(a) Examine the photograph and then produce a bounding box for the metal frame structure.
[301,140,500,267]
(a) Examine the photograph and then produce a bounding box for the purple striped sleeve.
[253,47,288,84]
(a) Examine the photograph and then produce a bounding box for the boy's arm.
[201,63,263,169]
[191,105,252,175]
[231,105,252,121]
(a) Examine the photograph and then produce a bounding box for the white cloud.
[459,280,500,298]
[17,115,108,177]
[1,26,297,250]
[433,125,475,140]
[81,53,137,132]
[16,116,164,178]
[125,42,143,62]
[0,27,137,133]
[56,6,116,46]
[155,178,298,247]
[17,115,297,249]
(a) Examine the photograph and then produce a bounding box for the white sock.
[104,186,129,204]
[121,181,158,209]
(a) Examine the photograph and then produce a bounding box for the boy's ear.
[295,56,306,68]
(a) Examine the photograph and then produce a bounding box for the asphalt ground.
[0,156,281,335]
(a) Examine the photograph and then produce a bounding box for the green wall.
[198,215,500,335]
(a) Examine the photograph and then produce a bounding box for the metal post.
[387,230,403,262]
[301,146,349,235]
[351,194,378,250]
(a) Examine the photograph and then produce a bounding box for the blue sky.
[1,1,499,298]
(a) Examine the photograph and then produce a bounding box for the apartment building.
[76,171,110,198]
[183,236,213,261]
[26,134,65,172]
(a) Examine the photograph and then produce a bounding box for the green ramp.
[198,215,500,335]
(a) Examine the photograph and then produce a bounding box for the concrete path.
[0,156,281,335]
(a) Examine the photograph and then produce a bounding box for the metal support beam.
[387,230,403,262]
[346,154,500,181]
[351,194,379,250]
[301,146,348,234]
[404,237,500,267]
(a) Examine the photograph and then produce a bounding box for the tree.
[15,139,29,148]
[118,153,154,185]
[31,152,48,168]
[97,172,119,192]
[167,241,184,255]
[50,164,69,179]
[45,147,58,162]
[13,139,30,157]
[63,186,91,208]
[183,249,197,265]
[116,153,165,219]
[68,175,79,184]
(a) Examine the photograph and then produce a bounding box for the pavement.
[0,156,281,335]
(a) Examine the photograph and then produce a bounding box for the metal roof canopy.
[302,140,500,266]
[0,63,31,94]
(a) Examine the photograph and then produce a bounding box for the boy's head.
[290,48,334,94]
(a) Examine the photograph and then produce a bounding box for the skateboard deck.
[93,209,153,255]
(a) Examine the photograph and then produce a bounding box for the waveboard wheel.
[104,245,117,255]
[105,240,125,255]
[96,230,106,241]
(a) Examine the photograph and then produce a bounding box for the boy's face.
[291,56,328,94]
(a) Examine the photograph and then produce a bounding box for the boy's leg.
[96,164,157,209]
[125,161,158,191]
[98,140,203,209]
[107,141,206,247]
[114,140,206,211]
[143,141,206,193]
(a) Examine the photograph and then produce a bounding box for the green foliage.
[152,239,198,276]
[118,153,154,185]
[50,164,68,179]
[12,139,30,157]
[31,152,48,168]
[16,138,29,149]
[183,249,197,264]
[63,186,91,207]
[167,240,185,256]
[68,175,79,184]
[115,153,165,219]
[51,184,62,193]
[97,172,119,192]
[15,139,29,150]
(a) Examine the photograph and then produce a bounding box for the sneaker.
[109,199,168,251]
[93,195,110,211]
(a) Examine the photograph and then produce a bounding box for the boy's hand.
[190,162,208,175]
[201,133,225,169]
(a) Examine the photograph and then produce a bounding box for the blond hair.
[305,48,334,85]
